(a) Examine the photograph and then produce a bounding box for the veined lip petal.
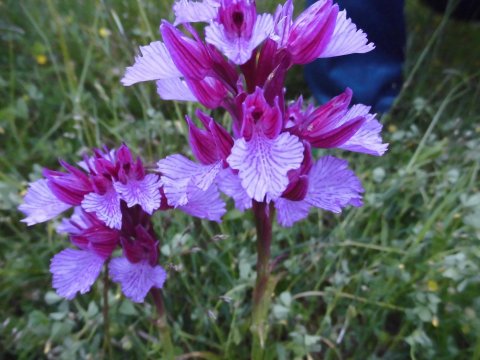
[227,132,304,202]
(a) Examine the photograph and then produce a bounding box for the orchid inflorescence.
[124,0,386,228]
[19,0,387,338]
[19,145,224,302]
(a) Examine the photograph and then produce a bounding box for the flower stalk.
[151,288,175,360]
[251,201,278,360]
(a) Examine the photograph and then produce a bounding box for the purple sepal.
[306,116,365,148]
[44,160,93,206]
[289,88,369,149]
[158,154,222,206]
[274,197,311,227]
[56,206,88,235]
[339,105,389,156]
[50,249,105,300]
[305,156,364,213]
[187,116,218,165]
[58,208,119,258]
[110,257,167,303]
[185,76,227,109]
[272,0,294,47]
[217,168,252,211]
[161,21,212,80]
[179,183,226,222]
[209,115,234,161]
[187,111,233,164]
[19,179,71,226]
[286,0,338,65]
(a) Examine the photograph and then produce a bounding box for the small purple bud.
[241,87,282,140]
[282,175,308,201]
[186,115,219,165]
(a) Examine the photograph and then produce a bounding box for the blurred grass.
[1,0,480,359]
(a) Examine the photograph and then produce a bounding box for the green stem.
[251,201,277,360]
[151,288,175,360]
[103,263,112,358]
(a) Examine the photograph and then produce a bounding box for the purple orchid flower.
[157,110,231,221]
[273,0,375,64]
[122,0,374,110]
[205,0,274,65]
[286,88,388,156]
[22,144,162,229]
[20,145,224,229]
[51,204,166,302]
[227,87,304,202]
[19,144,227,301]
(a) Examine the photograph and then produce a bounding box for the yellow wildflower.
[35,54,48,65]
[99,27,112,38]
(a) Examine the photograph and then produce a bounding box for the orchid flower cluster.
[19,145,224,302]
[123,0,387,228]
[19,0,387,330]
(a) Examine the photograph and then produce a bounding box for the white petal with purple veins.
[121,41,182,86]
[173,0,220,25]
[19,179,71,226]
[114,174,162,215]
[227,132,304,202]
[109,258,167,303]
[306,156,364,213]
[274,197,311,227]
[179,183,226,222]
[205,14,274,65]
[158,155,221,207]
[217,168,252,211]
[50,249,105,300]
[81,188,122,229]
[156,78,198,102]
[339,105,388,156]
[320,10,375,58]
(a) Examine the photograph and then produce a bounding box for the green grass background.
[1,0,479,359]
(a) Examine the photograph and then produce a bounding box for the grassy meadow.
[1,0,479,358]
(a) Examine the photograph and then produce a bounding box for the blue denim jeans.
[304,0,406,113]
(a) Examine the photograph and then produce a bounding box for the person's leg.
[423,0,480,21]
[305,0,406,113]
